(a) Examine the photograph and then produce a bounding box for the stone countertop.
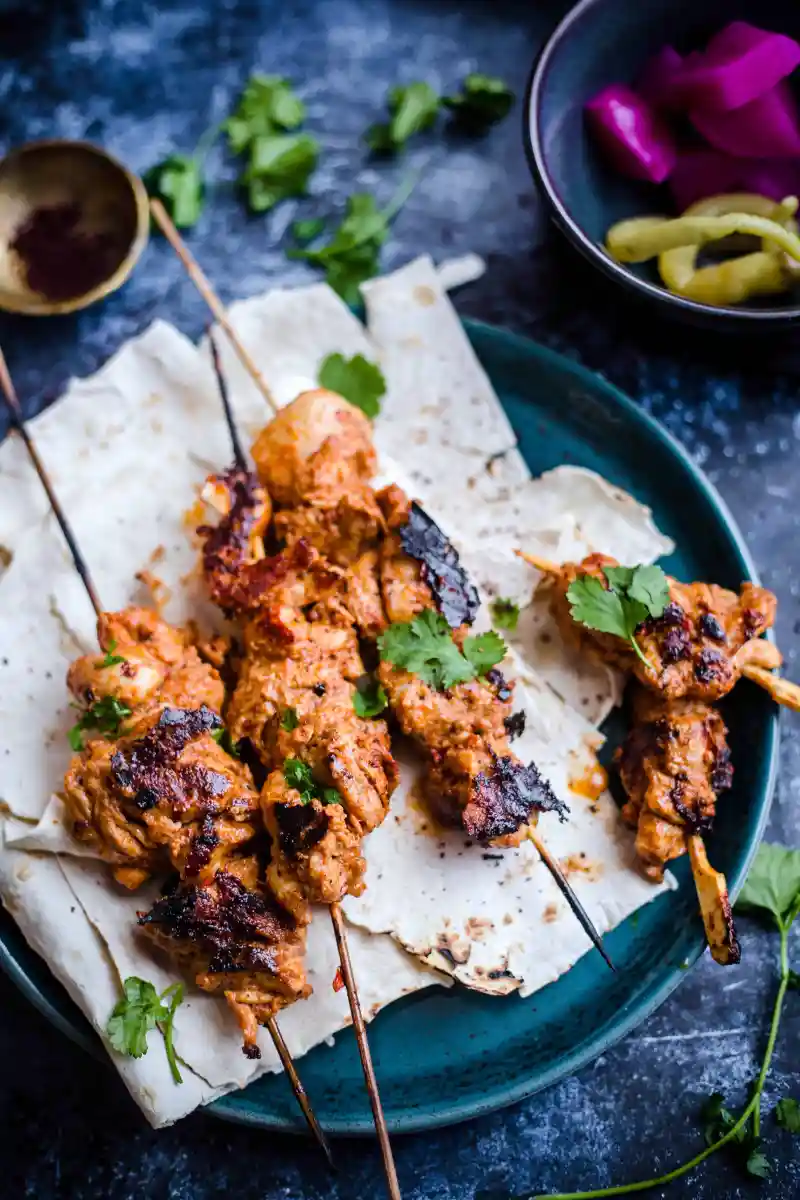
[0,1,798,1197]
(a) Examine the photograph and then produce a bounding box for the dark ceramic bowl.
[525,0,800,330]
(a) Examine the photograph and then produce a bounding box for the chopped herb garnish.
[318,352,386,418]
[291,216,326,244]
[566,563,670,667]
[378,609,505,691]
[95,639,125,669]
[224,74,306,153]
[442,73,514,132]
[145,154,205,229]
[283,757,341,806]
[242,132,319,213]
[211,727,242,758]
[366,81,440,153]
[106,976,184,1084]
[489,597,520,633]
[67,695,132,751]
[353,676,388,719]
[281,706,300,731]
[775,1097,800,1132]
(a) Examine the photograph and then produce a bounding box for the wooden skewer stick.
[527,829,614,970]
[208,341,398,1194]
[0,344,333,1169]
[149,198,279,416]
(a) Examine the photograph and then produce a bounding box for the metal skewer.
[0,344,333,1168]
[208,335,400,1199]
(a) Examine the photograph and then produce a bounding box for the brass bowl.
[0,140,149,316]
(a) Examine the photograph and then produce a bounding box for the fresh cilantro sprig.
[490,597,520,633]
[145,122,219,230]
[288,176,415,304]
[378,609,505,691]
[223,74,306,153]
[443,73,515,133]
[106,976,185,1084]
[281,707,300,732]
[211,727,242,758]
[353,676,388,719]
[318,352,386,418]
[67,695,132,751]
[517,842,800,1199]
[95,639,125,669]
[566,563,670,667]
[366,82,440,153]
[283,758,341,806]
[242,132,319,213]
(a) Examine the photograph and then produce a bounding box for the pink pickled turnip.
[639,23,800,113]
[585,84,677,183]
[691,80,800,158]
[668,149,800,210]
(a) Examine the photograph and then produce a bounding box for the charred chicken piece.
[68,607,225,717]
[139,856,310,1056]
[63,706,259,889]
[541,553,777,701]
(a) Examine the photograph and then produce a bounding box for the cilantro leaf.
[746,1148,771,1178]
[366,82,441,153]
[211,727,242,758]
[353,676,388,719]
[145,155,204,229]
[443,73,514,132]
[775,1098,800,1132]
[106,976,184,1083]
[462,631,506,676]
[625,564,671,614]
[700,1093,742,1147]
[67,695,132,750]
[291,217,326,244]
[96,639,125,669]
[318,352,386,418]
[281,707,299,731]
[567,575,631,640]
[567,563,669,668]
[243,132,319,213]
[788,969,800,990]
[378,609,506,691]
[283,758,341,806]
[224,74,305,153]
[489,597,520,633]
[736,843,800,931]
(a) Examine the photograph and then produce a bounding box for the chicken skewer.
[516,549,792,964]
[0,347,333,1166]
[205,334,400,1199]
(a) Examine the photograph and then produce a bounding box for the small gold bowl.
[0,140,149,316]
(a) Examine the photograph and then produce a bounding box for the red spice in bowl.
[10,202,128,302]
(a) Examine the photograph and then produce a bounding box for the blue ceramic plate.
[0,321,778,1133]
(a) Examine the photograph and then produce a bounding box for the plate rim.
[0,318,779,1135]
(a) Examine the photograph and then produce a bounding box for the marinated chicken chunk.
[63,706,259,888]
[68,607,224,716]
[616,689,733,881]
[540,553,777,701]
[140,856,310,1055]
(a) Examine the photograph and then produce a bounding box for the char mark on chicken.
[398,501,479,628]
[464,755,568,843]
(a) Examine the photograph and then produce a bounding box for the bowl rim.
[523,0,800,325]
[0,138,150,317]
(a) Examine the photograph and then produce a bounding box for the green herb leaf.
[145,155,205,229]
[736,843,800,931]
[443,73,514,132]
[775,1098,800,1132]
[366,81,441,153]
[281,707,300,731]
[291,217,326,244]
[318,352,386,418]
[159,982,184,1084]
[746,1148,771,1178]
[462,631,506,676]
[107,976,184,1083]
[489,597,520,632]
[700,1093,741,1147]
[353,676,388,719]
[96,639,125,669]
[224,74,305,154]
[788,969,800,990]
[67,695,133,750]
[243,132,319,213]
[322,788,342,806]
[282,757,341,806]
[378,609,506,691]
[211,727,242,758]
[566,563,669,667]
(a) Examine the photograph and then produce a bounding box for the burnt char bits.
[504,711,526,741]
[399,501,479,627]
[111,706,228,818]
[197,466,265,608]
[275,802,328,858]
[463,755,568,842]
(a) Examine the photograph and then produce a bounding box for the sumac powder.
[11,203,127,302]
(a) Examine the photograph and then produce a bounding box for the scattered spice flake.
[568,757,608,802]
[332,967,345,993]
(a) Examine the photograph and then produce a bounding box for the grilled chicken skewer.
[0,348,332,1166]
[209,378,612,968]
[205,336,399,1197]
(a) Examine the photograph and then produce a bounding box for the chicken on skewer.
[0,348,331,1163]
[244,388,612,966]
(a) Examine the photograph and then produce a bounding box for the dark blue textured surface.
[0,1,799,1197]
